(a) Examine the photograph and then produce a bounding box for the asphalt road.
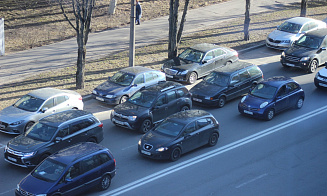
[1,46,327,196]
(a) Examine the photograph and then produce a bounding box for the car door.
[213,48,227,68]
[225,73,241,100]
[131,73,145,93]
[180,121,200,153]
[237,69,252,95]
[201,51,215,76]
[165,90,180,117]
[79,155,103,190]
[145,72,159,87]
[274,84,290,113]
[319,37,327,63]
[36,97,55,120]
[54,95,71,111]
[48,126,73,154]
[286,82,302,108]
[151,94,168,123]
[196,117,213,146]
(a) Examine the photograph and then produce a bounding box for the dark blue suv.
[15,142,116,196]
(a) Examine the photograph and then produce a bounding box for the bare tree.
[58,0,95,89]
[244,0,251,41]
[168,0,190,59]
[300,0,308,17]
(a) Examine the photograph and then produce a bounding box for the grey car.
[0,88,84,134]
[161,43,239,84]
[92,66,166,105]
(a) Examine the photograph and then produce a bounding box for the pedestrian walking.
[135,0,142,25]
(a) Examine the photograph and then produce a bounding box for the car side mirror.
[321,47,326,51]
[41,107,48,113]
[202,60,207,64]
[65,178,72,182]
[55,137,63,143]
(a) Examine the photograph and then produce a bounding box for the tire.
[98,175,111,191]
[308,59,318,73]
[87,137,97,143]
[187,72,197,84]
[170,147,181,162]
[265,109,274,121]
[180,105,190,111]
[208,132,219,147]
[294,97,304,109]
[119,95,128,104]
[139,119,152,133]
[24,121,34,133]
[217,96,226,108]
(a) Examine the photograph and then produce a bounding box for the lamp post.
[129,0,135,67]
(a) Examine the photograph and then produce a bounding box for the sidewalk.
[0,0,297,86]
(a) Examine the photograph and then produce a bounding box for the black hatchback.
[138,110,219,161]
[190,61,263,108]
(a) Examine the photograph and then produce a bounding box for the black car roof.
[40,109,92,127]
[214,61,256,75]
[167,110,212,124]
[49,142,108,164]
[144,81,184,93]
[120,66,155,75]
[190,43,226,53]
[306,28,327,38]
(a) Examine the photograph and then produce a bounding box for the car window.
[32,159,66,182]
[277,21,301,33]
[295,35,322,49]
[110,71,135,86]
[167,91,176,103]
[204,51,214,61]
[247,66,262,77]
[81,155,101,173]
[56,96,68,105]
[277,85,288,97]
[301,23,310,32]
[154,119,185,137]
[13,95,45,112]
[239,70,251,82]
[286,82,299,92]
[128,91,157,107]
[230,74,240,84]
[322,38,327,48]
[204,72,229,86]
[134,74,144,85]
[42,98,55,109]
[65,162,80,180]
[57,126,69,138]
[196,118,210,129]
[69,118,94,134]
[213,49,225,57]
[98,153,111,164]
[176,88,188,98]
[155,94,166,106]
[179,48,204,63]
[309,22,318,30]
[145,72,155,82]
[26,122,57,142]
[250,83,277,99]
[183,121,196,136]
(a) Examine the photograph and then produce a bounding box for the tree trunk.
[177,0,190,44]
[168,0,179,59]
[108,0,118,15]
[244,0,251,41]
[300,0,307,17]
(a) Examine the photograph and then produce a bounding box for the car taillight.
[78,96,83,100]
[98,123,103,128]
[114,158,116,167]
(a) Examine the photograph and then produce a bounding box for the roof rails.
[160,85,175,92]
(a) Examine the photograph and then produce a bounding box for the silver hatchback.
[0,88,84,134]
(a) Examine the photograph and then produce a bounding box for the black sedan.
[138,110,219,161]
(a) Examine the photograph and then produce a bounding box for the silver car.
[266,17,326,50]
[0,88,84,134]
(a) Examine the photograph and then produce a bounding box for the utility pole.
[129,0,135,67]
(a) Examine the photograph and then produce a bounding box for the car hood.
[19,174,55,195]
[268,30,298,40]
[190,81,227,97]
[0,106,34,123]
[243,94,273,108]
[114,102,149,116]
[142,131,175,149]
[318,67,327,77]
[8,135,46,152]
[95,80,127,95]
[285,45,317,58]
[163,58,198,71]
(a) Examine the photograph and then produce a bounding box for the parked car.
[111,81,192,133]
[161,43,239,84]
[0,88,83,134]
[281,28,327,73]
[190,61,263,108]
[4,110,103,168]
[92,66,166,105]
[15,142,116,196]
[138,109,219,161]
[314,63,327,88]
[266,17,326,50]
[238,76,305,120]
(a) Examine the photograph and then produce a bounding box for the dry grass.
[0,1,327,110]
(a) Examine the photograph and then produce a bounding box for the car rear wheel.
[187,72,197,84]
[180,105,190,111]
[308,59,318,73]
[295,97,304,109]
[208,132,219,147]
[170,147,181,162]
[24,122,34,133]
[119,95,128,104]
[265,109,274,121]
[98,175,111,191]
[217,96,226,108]
[139,119,152,133]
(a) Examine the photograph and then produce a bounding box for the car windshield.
[32,158,66,182]
[204,72,229,86]
[13,95,45,112]
[277,21,301,34]
[294,35,322,49]
[178,48,205,63]
[110,71,135,86]
[154,119,185,137]
[128,91,157,108]
[25,122,57,142]
[250,83,277,99]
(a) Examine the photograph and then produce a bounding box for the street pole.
[129,0,135,67]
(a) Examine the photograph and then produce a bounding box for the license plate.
[285,63,295,67]
[96,97,105,102]
[166,75,173,78]
[244,110,253,115]
[193,98,202,102]
[7,156,17,162]
[141,150,151,156]
[113,119,125,125]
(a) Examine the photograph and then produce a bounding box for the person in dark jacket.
[135,0,142,25]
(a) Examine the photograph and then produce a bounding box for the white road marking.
[0,188,16,195]
[101,105,327,196]
[122,144,138,151]
[235,173,268,188]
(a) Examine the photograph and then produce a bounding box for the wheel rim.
[218,97,225,107]
[268,110,274,120]
[142,120,151,133]
[297,98,303,108]
[120,96,128,104]
[101,175,110,190]
[310,60,317,73]
[189,72,197,84]
[172,148,181,161]
[209,134,218,145]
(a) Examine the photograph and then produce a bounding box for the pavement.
[0,0,298,87]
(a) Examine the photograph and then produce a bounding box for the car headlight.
[92,90,97,94]
[128,116,137,121]
[178,70,188,75]
[22,151,36,158]
[260,102,268,109]
[105,94,116,98]
[156,147,168,152]
[281,51,285,57]
[241,96,246,103]
[300,57,310,61]
[10,120,24,126]
[138,139,141,146]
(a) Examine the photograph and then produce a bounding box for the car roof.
[28,88,67,100]
[190,43,226,53]
[305,28,327,38]
[213,61,256,75]
[261,76,294,87]
[40,109,92,127]
[286,17,323,25]
[49,142,108,164]
[167,109,212,124]
[144,81,184,93]
[120,66,155,75]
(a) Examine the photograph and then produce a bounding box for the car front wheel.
[170,147,181,162]
[308,59,318,73]
[265,109,274,121]
[139,119,152,133]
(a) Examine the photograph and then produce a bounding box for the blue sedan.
[238,76,305,120]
